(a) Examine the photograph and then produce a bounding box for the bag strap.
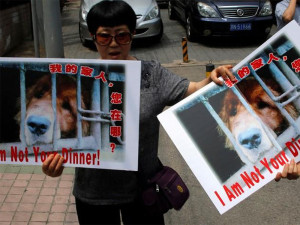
[138,157,164,187]
[148,166,179,188]
[148,166,167,184]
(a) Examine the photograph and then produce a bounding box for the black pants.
[75,198,165,225]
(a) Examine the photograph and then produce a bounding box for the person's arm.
[275,159,300,181]
[42,154,65,177]
[184,64,236,97]
[282,0,298,23]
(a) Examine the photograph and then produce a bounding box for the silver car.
[79,0,164,46]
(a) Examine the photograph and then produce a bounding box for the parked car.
[79,0,163,46]
[168,0,273,41]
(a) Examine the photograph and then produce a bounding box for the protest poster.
[0,57,140,171]
[158,20,300,214]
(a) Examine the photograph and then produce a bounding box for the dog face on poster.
[16,75,90,146]
[218,77,298,165]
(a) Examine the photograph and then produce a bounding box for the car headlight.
[258,0,272,16]
[145,5,159,21]
[197,2,219,18]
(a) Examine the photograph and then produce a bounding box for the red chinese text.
[110,126,122,137]
[110,109,122,121]
[80,66,94,77]
[110,92,122,104]
[94,71,107,82]
[250,58,264,70]
[65,64,78,74]
[291,58,300,73]
[49,64,63,73]
[224,78,238,88]
[237,66,250,79]
[267,53,280,64]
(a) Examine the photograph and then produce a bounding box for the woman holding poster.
[41,1,300,224]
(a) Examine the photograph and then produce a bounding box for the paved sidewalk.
[0,172,78,224]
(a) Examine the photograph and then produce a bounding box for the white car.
[79,0,164,46]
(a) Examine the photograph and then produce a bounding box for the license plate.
[230,23,252,31]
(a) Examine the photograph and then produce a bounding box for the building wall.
[0,3,32,56]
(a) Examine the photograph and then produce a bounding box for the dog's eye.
[34,91,44,99]
[229,107,237,116]
[257,101,268,109]
[62,101,72,111]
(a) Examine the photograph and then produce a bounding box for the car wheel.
[152,21,164,43]
[168,1,176,20]
[186,15,197,42]
[259,33,270,41]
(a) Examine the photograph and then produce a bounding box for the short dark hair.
[87,0,136,35]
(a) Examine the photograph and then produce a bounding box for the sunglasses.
[93,32,133,46]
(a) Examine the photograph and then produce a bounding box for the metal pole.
[182,37,189,63]
[30,0,40,57]
[42,0,64,58]
[206,61,215,78]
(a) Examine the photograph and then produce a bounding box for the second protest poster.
[158,21,300,214]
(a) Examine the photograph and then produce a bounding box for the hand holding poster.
[158,20,300,214]
[0,58,140,171]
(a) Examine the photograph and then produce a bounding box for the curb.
[162,59,240,68]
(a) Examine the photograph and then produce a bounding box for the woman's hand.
[275,159,300,181]
[210,65,237,86]
[185,64,237,97]
[42,154,65,177]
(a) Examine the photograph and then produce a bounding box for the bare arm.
[282,0,298,23]
[184,65,236,97]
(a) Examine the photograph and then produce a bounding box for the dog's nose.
[27,116,51,136]
[238,128,262,149]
